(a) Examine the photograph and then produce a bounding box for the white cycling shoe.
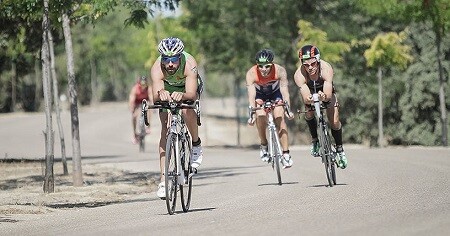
[156,182,165,199]
[191,145,203,168]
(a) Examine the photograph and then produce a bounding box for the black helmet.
[299,45,320,62]
[255,49,274,64]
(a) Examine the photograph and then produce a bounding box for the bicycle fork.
[267,114,282,166]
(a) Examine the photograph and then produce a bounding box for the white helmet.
[158,37,184,56]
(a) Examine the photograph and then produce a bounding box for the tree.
[354,0,449,145]
[42,0,55,193]
[364,31,413,146]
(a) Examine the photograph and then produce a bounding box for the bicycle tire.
[165,133,178,215]
[139,115,146,152]
[270,129,282,185]
[321,126,335,187]
[180,132,193,212]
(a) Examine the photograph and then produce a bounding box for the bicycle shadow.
[258,181,299,187]
[308,183,348,188]
[159,207,216,215]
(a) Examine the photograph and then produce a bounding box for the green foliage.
[296,20,350,64]
[394,22,450,145]
[364,31,413,69]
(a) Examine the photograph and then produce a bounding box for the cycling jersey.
[305,64,335,94]
[159,51,203,96]
[132,83,149,107]
[253,65,282,102]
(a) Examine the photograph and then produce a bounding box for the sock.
[331,128,343,147]
[306,117,318,140]
[192,137,201,146]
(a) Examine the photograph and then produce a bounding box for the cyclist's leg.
[183,108,203,168]
[326,94,347,168]
[131,107,139,143]
[305,107,319,156]
[158,111,170,183]
[272,106,292,167]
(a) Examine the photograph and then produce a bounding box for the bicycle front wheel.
[180,132,193,212]
[270,129,282,185]
[320,127,336,187]
[165,133,178,215]
[139,116,146,152]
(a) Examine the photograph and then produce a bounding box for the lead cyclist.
[150,37,204,199]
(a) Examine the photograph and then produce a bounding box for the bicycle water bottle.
[312,93,321,118]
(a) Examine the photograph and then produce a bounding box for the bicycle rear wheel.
[270,129,282,185]
[180,132,193,212]
[165,133,178,215]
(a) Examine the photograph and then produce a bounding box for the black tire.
[271,129,282,185]
[322,128,335,187]
[180,132,193,212]
[139,135,145,152]
[165,133,178,215]
[139,115,146,152]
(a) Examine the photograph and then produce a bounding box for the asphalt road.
[0,101,449,235]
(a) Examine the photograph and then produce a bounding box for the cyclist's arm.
[150,59,166,102]
[294,67,312,104]
[245,69,257,107]
[128,85,137,112]
[278,65,290,106]
[321,61,334,102]
[147,84,154,105]
[181,55,198,101]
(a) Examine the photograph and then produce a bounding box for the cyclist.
[293,44,348,169]
[150,37,204,199]
[128,75,153,144]
[246,49,294,168]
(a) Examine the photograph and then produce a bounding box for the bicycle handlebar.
[141,99,201,126]
[248,100,293,125]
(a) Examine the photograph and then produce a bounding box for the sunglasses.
[161,55,180,64]
[257,64,272,69]
[302,61,318,67]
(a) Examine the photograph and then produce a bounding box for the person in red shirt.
[246,49,294,168]
[128,76,153,144]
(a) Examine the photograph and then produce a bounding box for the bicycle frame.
[142,99,198,214]
[250,101,291,185]
[311,91,337,187]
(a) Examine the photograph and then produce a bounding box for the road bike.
[309,82,337,187]
[142,99,200,215]
[249,100,292,185]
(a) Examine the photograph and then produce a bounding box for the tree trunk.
[435,34,448,146]
[90,58,99,105]
[42,0,55,193]
[377,67,385,147]
[62,13,83,186]
[34,56,41,111]
[234,76,241,146]
[11,61,16,112]
[49,30,69,175]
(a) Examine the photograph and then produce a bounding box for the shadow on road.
[258,181,299,187]
[308,183,348,188]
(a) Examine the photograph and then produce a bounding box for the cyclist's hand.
[158,89,171,101]
[305,95,313,104]
[318,91,327,101]
[286,111,295,120]
[171,91,184,102]
[247,114,256,126]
